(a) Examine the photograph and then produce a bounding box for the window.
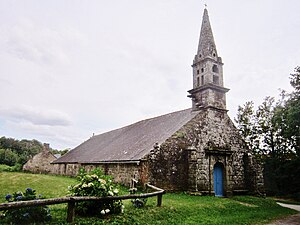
[212,64,219,73]
[197,69,199,75]
[197,77,200,86]
[201,76,204,85]
[213,75,219,85]
[201,68,204,73]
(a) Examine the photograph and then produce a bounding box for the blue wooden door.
[214,164,223,197]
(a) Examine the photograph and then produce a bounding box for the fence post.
[157,193,162,207]
[67,199,75,223]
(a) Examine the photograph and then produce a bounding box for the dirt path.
[265,203,300,225]
[277,203,300,212]
[265,213,300,225]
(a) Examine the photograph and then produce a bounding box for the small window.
[213,53,216,57]
[197,69,199,75]
[212,64,219,73]
[201,68,204,73]
[197,77,200,86]
[201,75,204,85]
[213,75,219,85]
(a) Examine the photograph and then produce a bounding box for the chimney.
[43,143,50,151]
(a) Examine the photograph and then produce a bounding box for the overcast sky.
[0,0,299,150]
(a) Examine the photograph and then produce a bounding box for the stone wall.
[51,162,144,187]
[23,144,57,174]
[147,108,261,195]
[243,154,265,194]
[146,138,189,191]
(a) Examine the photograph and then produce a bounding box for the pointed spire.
[197,8,217,58]
[188,8,228,111]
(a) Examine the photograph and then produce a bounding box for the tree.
[50,148,70,156]
[234,101,259,153]
[0,137,44,167]
[255,96,292,158]
[235,66,300,198]
[234,97,290,158]
[290,66,300,97]
[0,149,19,166]
[285,67,300,156]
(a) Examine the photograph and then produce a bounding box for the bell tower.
[188,8,229,111]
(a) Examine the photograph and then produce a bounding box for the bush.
[129,187,147,208]
[0,164,14,172]
[68,168,124,216]
[264,158,300,200]
[0,164,22,172]
[2,188,51,224]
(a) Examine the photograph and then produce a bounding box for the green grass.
[0,172,77,201]
[0,172,297,225]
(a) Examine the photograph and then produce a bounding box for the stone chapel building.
[23,143,58,174]
[52,9,264,196]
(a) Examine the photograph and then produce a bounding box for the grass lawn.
[0,172,297,224]
[0,172,77,201]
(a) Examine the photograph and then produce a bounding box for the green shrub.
[68,168,124,216]
[0,164,22,172]
[0,164,13,172]
[3,188,51,224]
[129,187,147,208]
[264,158,300,200]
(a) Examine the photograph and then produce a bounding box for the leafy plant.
[2,188,51,224]
[129,187,147,208]
[68,168,124,216]
[131,198,147,208]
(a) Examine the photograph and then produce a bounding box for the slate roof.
[53,108,198,164]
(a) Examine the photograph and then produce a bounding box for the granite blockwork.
[146,109,264,195]
[23,144,57,174]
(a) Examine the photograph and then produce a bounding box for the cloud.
[2,120,84,149]
[1,18,86,66]
[0,105,72,127]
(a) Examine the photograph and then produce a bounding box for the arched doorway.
[213,163,224,197]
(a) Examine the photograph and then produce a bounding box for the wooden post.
[67,199,75,223]
[157,194,162,207]
[0,184,165,223]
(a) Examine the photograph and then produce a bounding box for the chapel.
[52,8,264,196]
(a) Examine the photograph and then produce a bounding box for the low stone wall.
[51,162,146,187]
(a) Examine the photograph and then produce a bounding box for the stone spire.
[197,8,218,58]
[188,8,229,111]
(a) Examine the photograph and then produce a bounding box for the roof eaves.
[80,160,141,165]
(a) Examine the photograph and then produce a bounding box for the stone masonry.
[146,108,264,195]
[23,143,57,174]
